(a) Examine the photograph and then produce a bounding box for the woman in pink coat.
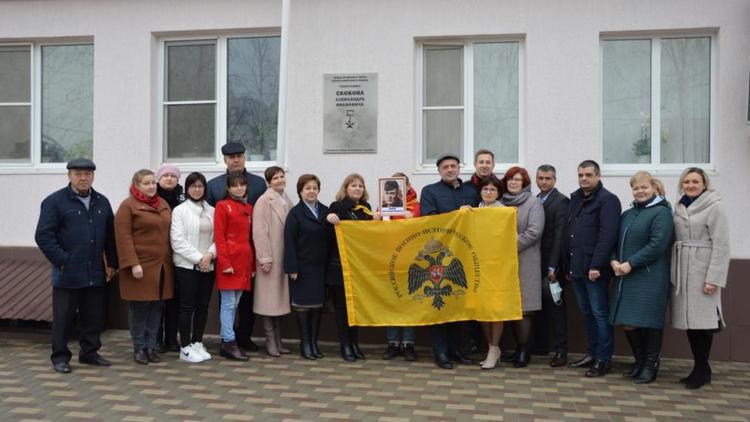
[214,172,255,361]
[253,166,293,357]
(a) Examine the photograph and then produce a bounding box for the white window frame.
[414,37,524,174]
[157,33,284,172]
[0,40,94,173]
[600,32,717,175]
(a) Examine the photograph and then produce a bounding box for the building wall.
[1,1,749,360]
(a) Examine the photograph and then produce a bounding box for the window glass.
[602,39,651,164]
[0,46,30,102]
[660,37,710,163]
[424,46,463,107]
[424,109,463,162]
[165,104,216,161]
[41,44,94,163]
[474,42,519,163]
[166,42,216,102]
[227,37,281,161]
[0,106,30,162]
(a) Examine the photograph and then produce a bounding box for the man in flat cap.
[206,142,267,352]
[419,153,480,369]
[35,158,118,373]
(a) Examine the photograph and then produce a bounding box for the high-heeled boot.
[634,329,662,384]
[274,317,291,354]
[481,345,501,370]
[624,328,646,378]
[350,327,365,360]
[295,311,315,360]
[310,308,323,359]
[263,316,280,357]
[685,330,713,389]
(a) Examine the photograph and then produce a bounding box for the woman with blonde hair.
[671,167,730,389]
[610,171,673,383]
[326,173,378,361]
[115,169,174,365]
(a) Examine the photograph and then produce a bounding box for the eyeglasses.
[481,187,498,192]
[189,185,205,190]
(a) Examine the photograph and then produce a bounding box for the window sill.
[601,165,717,177]
[0,166,68,175]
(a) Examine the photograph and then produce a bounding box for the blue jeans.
[128,300,163,351]
[220,290,243,342]
[387,327,415,345]
[571,277,613,363]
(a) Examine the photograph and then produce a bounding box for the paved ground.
[1,329,748,422]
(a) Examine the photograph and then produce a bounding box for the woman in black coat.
[284,174,329,360]
[325,173,378,361]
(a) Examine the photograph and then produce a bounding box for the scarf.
[130,184,161,209]
[680,191,703,208]
[228,192,248,203]
[500,185,532,207]
[405,187,419,213]
[352,204,373,216]
[157,184,185,209]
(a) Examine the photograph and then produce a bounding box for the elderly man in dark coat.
[563,160,621,377]
[206,142,267,352]
[35,158,118,373]
[420,153,480,369]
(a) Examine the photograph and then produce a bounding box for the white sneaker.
[192,342,211,361]
[179,345,203,363]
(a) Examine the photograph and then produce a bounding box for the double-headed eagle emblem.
[407,239,467,310]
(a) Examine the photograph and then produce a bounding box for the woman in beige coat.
[253,166,293,357]
[115,169,174,365]
[671,167,730,390]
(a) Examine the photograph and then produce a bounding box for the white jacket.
[170,199,216,270]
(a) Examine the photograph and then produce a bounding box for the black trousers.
[532,279,569,355]
[330,284,352,345]
[175,267,214,347]
[51,285,106,364]
[235,286,256,345]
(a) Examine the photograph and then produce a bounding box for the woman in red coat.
[214,172,255,361]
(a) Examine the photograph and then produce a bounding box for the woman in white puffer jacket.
[170,172,216,363]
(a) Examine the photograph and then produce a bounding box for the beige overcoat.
[115,196,174,301]
[252,188,293,316]
[670,189,730,330]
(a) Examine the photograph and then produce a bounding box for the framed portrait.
[378,177,406,216]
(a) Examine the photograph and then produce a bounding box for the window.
[602,36,713,166]
[417,40,521,166]
[161,35,281,164]
[0,43,93,165]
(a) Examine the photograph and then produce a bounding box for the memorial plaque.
[323,73,377,153]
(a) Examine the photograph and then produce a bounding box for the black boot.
[350,327,365,360]
[310,309,323,359]
[634,329,662,384]
[681,329,701,384]
[513,345,530,368]
[623,329,646,378]
[685,330,713,390]
[295,311,315,360]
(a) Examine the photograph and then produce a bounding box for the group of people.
[34,145,730,390]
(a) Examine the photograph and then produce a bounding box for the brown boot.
[263,317,280,357]
[220,340,249,361]
[274,317,291,354]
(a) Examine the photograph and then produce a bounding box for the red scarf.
[130,184,161,209]
[405,187,419,214]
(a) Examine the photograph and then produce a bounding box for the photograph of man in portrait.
[379,177,406,215]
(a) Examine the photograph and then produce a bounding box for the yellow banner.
[335,207,522,326]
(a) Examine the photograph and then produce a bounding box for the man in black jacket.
[35,158,118,373]
[564,160,621,377]
[532,164,570,367]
